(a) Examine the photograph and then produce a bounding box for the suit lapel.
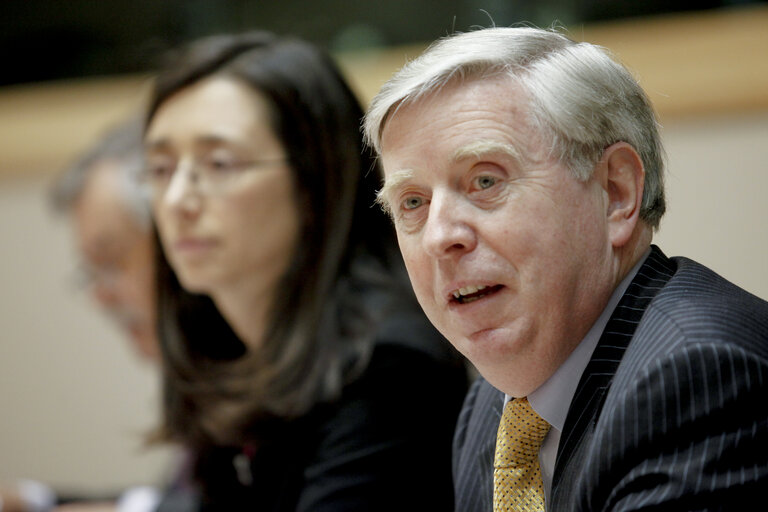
[552,246,676,501]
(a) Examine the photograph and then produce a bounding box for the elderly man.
[364,27,768,511]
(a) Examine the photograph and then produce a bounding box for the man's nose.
[422,192,477,259]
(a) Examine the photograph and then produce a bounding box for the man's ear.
[600,142,644,248]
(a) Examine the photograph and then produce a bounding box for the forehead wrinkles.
[452,139,527,167]
[383,139,525,187]
[377,78,537,209]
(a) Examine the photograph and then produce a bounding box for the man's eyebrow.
[452,140,524,164]
[376,168,415,214]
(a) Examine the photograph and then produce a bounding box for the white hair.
[363,27,666,228]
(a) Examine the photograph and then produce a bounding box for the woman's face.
[145,76,300,297]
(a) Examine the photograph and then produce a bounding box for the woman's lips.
[173,238,216,255]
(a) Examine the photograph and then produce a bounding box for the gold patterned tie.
[493,397,551,511]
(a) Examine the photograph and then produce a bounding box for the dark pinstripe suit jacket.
[453,246,768,511]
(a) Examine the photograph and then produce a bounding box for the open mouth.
[451,284,504,304]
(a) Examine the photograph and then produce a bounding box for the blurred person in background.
[51,118,157,362]
[143,31,469,511]
[0,120,188,512]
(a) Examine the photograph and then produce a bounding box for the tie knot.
[494,397,551,468]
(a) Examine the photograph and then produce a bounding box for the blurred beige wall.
[655,113,768,298]
[1,6,766,495]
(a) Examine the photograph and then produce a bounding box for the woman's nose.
[162,158,203,215]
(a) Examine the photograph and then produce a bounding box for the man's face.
[379,77,616,396]
[74,161,158,361]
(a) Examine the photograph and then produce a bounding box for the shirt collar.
[511,248,651,430]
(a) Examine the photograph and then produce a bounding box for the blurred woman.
[143,32,468,511]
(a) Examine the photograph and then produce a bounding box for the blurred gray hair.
[363,27,666,229]
[50,117,151,229]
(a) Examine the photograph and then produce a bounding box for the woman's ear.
[600,142,645,248]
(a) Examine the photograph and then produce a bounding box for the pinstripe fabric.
[454,246,768,511]
[575,250,768,511]
[454,375,504,512]
[550,247,674,508]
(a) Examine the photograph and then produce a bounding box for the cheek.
[396,233,422,274]
[232,186,299,258]
[485,206,541,263]
[152,204,173,246]
[399,238,434,299]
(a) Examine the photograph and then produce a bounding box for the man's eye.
[403,196,424,210]
[476,175,497,189]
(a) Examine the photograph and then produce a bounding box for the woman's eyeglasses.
[141,154,287,197]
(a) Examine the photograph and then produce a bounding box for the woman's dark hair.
[147,32,404,448]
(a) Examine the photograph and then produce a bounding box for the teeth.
[453,284,487,298]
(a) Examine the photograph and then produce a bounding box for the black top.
[179,309,468,511]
